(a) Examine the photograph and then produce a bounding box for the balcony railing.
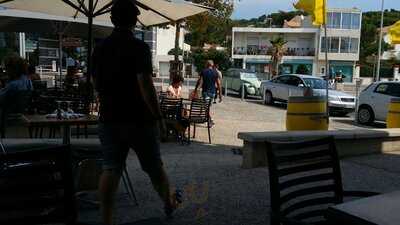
[233,46,315,57]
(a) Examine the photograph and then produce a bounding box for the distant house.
[284,15,314,28]
[232,8,362,83]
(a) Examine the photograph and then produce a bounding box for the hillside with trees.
[185,4,400,76]
[360,9,400,77]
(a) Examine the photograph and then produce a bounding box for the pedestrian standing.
[213,64,223,104]
[92,1,178,224]
[194,60,222,126]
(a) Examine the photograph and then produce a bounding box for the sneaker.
[208,120,215,128]
[165,189,183,219]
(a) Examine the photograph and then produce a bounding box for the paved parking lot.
[78,94,400,225]
[193,94,382,147]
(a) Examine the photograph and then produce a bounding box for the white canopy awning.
[0,8,113,37]
[0,0,210,27]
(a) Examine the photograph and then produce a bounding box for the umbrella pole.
[87,0,94,83]
[58,32,63,89]
[172,20,182,82]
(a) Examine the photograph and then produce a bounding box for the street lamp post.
[376,0,385,81]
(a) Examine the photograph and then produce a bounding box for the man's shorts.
[202,91,216,104]
[98,122,162,174]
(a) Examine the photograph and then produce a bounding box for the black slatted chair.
[160,97,183,121]
[160,97,186,142]
[0,145,79,225]
[266,137,378,225]
[158,91,168,103]
[186,98,212,144]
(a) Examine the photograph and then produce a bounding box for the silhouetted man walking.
[92,1,176,224]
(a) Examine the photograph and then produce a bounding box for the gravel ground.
[78,96,400,225]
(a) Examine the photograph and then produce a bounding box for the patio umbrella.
[0,8,114,87]
[0,8,113,37]
[0,0,211,81]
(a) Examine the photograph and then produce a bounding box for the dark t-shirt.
[92,28,154,123]
[200,68,218,94]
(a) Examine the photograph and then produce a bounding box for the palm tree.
[270,37,287,77]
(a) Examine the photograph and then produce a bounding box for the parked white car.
[357,81,400,125]
[260,74,356,116]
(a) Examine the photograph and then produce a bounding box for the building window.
[327,12,341,29]
[340,37,350,53]
[350,38,359,53]
[342,13,352,29]
[328,12,360,29]
[351,13,361,29]
[330,37,339,53]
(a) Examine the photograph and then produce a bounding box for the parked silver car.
[222,69,261,97]
[260,74,356,116]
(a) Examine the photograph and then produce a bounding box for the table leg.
[63,125,71,145]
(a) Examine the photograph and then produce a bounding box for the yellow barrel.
[386,98,400,128]
[286,96,329,131]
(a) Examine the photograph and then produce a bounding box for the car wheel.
[358,106,374,125]
[264,91,274,105]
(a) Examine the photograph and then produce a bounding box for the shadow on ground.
[78,138,400,225]
[79,141,271,225]
[331,118,386,129]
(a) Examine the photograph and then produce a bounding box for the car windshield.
[303,78,327,89]
[240,72,258,80]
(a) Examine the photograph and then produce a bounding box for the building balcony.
[233,46,315,57]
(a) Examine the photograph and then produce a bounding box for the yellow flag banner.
[294,0,327,26]
[389,21,400,45]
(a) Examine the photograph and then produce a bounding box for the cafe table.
[326,190,400,225]
[22,114,98,145]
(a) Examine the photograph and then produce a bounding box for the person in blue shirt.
[194,60,222,103]
[0,55,33,106]
[194,60,222,127]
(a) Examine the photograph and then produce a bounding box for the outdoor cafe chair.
[0,145,81,225]
[266,137,378,225]
[158,91,169,103]
[160,97,187,143]
[185,98,212,144]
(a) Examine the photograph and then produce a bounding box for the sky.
[232,0,400,19]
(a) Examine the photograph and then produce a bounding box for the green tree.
[191,48,231,73]
[186,0,234,47]
[168,47,183,56]
[232,10,308,28]
[270,37,287,76]
[360,9,400,76]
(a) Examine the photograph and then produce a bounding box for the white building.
[143,25,190,77]
[232,8,362,83]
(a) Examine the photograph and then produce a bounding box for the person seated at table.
[167,76,183,98]
[0,55,33,107]
[27,65,41,81]
[64,66,78,91]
